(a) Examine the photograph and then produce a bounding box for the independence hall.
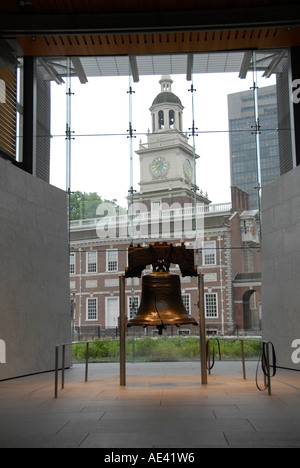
[69,76,261,338]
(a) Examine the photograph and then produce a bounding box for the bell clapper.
[156,325,164,335]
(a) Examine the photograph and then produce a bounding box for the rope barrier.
[256,341,277,393]
[206,338,221,371]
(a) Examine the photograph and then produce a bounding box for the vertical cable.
[127,68,137,353]
[127,72,136,246]
[189,69,207,378]
[66,57,72,196]
[188,73,199,270]
[66,57,74,252]
[252,51,262,226]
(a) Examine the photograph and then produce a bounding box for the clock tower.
[135,75,210,209]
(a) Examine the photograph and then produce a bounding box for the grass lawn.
[72,336,262,363]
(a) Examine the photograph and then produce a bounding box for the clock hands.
[152,157,168,175]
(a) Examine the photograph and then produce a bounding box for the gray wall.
[262,165,300,370]
[0,159,71,380]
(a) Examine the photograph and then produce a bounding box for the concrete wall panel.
[262,165,300,370]
[0,159,71,380]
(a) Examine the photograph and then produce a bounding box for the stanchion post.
[62,344,65,389]
[119,274,126,386]
[241,340,246,380]
[54,345,59,399]
[266,342,272,396]
[198,273,207,385]
[85,342,89,382]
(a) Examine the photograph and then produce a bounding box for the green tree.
[69,191,126,221]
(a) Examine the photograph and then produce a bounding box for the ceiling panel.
[37,50,288,83]
[0,1,298,60]
[12,27,299,58]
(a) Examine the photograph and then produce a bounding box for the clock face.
[184,160,192,178]
[151,157,169,177]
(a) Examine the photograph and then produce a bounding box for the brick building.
[69,77,261,338]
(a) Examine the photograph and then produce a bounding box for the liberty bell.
[126,243,198,335]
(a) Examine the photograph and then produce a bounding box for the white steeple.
[135,75,209,206]
[150,75,183,133]
[159,75,173,93]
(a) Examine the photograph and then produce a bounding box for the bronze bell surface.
[127,269,198,335]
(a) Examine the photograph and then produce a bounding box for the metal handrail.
[54,336,275,398]
[54,340,118,398]
[205,337,276,395]
[206,336,262,379]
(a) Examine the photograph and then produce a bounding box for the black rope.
[206,338,221,371]
[256,341,277,392]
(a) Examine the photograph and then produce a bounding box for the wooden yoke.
[125,242,197,278]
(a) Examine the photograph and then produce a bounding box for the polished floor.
[1,361,300,448]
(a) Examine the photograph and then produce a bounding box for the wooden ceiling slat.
[1,0,297,57]
[15,26,300,56]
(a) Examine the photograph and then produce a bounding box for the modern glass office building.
[228,85,280,210]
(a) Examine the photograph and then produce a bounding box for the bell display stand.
[119,242,208,386]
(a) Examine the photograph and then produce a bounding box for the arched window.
[179,112,182,131]
[169,110,175,129]
[158,110,164,129]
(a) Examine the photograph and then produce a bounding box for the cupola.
[150,75,184,133]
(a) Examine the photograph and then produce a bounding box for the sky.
[50,71,275,208]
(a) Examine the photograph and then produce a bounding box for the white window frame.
[127,295,140,320]
[202,241,217,266]
[182,293,191,315]
[69,252,76,275]
[87,251,97,273]
[86,297,98,321]
[106,249,118,272]
[205,293,218,319]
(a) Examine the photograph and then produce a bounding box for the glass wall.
[47,52,289,211]
[8,49,294,346]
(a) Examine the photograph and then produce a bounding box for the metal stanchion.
[198,273,207,385]
[265,342,272,396]
[85,342,89,382]
[119,274,126,386]
[54,346,59,399]
[241,340,246,380]
[62,344,66,389]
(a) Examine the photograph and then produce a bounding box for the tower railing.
[70,202,233,231]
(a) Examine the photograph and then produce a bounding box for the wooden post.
[241,340,246,380]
